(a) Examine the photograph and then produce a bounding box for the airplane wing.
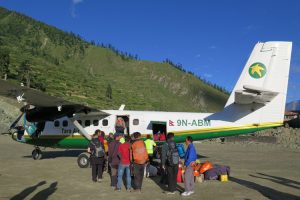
[0,80,108,122]
[234,85,278,104]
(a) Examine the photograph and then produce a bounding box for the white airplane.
[0,41,292,168]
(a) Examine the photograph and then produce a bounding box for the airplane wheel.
[32,148,42,160]
[77,153,90,168]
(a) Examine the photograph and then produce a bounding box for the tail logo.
[249,62,266,79]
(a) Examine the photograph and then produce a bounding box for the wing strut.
[71,119,91,140]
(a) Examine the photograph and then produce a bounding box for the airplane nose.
[11,130,25,142]
[12,132,18,141]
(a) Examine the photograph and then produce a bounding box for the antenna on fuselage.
[119,104,125,111]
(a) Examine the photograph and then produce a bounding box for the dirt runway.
[0,135,299,200]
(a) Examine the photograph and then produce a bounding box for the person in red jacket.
[159,132,166,141]
[116,136,132,191]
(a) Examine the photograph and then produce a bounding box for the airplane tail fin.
[225,41,292,125]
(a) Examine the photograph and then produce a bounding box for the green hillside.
[0,7,228,112]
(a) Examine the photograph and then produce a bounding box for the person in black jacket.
[161,132,179,195]
[88,132,106,182]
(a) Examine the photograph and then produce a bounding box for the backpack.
[176,143,185,159]
[132,140,148,164]
[167,141,179,166]
[91,141,105,158]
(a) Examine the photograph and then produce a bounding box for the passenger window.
[63,120,68,127]
[78,120,82,125]
[133,119,139,125]
[93,120,99,126]
[85,120,91,127]
[102,119,108,126]
[54,121,60,127]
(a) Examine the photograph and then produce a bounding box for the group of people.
[87,129,197,197]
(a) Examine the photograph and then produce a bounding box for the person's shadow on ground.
[10,181,58,200]
[10,181,46,200]
[31,182,58,200]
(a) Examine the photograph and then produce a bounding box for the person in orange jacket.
[131,132,149,192]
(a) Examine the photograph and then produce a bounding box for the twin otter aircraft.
[0,41,292,168]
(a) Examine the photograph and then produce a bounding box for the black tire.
[32,148,42,160]
[77,153,90,168]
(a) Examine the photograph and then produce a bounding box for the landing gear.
[77,152,90,168]
[32,147,42,160]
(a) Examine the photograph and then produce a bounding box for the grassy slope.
[0,7,228,112]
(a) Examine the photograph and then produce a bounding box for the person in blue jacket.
[182,136,197,197]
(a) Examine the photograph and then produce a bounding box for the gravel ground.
[0,135,299,200]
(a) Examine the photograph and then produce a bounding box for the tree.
[0,51,10,80]
[106,84,112,99]
[18,60,32,87]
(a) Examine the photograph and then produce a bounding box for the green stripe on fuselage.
[20,124,279,149]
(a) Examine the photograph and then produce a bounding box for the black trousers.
[166,165,178,192]
[91,157,105,181]
[133,163,145,190]
[110,164,118,187]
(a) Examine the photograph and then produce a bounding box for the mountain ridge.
[0,6,228,112]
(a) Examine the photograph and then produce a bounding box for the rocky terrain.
[0,97,21,134]
[202,127,300,150]
[254,127,300,149]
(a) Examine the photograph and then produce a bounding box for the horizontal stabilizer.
[235,85,278,104]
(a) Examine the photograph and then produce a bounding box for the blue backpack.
[176,144,185,159]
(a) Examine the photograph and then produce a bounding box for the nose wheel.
[32,147,42,160]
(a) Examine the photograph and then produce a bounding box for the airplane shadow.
[249,173,300,190]
[22,150,85,159]
[230,176,299,200]
[10,181,58,200]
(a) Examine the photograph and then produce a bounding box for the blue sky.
[1,0,300,102]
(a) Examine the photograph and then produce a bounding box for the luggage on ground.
[148,165,158,177]
[199,161,213,174]
[204,165,230,180]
